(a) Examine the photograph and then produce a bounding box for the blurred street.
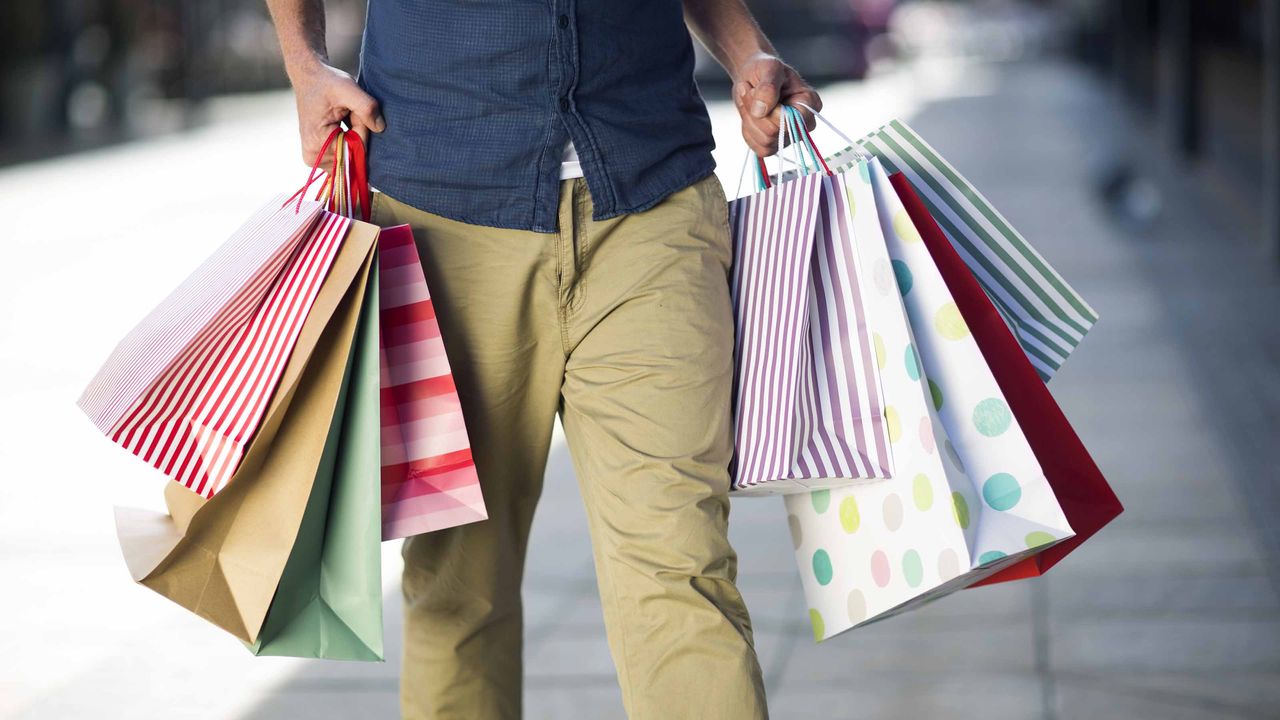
[4,47,1280,720]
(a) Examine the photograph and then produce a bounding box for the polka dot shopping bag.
[890,171,1122,588]
[784,157,1075,641]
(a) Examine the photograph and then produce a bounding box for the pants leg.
[379,173,766,720]
[372,191,566,720]
[558,175,769,719]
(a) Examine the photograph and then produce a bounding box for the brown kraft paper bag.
[114,220,380,643]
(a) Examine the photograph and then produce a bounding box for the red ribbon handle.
[282,126,371,222]
[283,127,343,213]
[344,129,371,222]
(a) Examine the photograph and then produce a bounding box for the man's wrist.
[284,49,331,85]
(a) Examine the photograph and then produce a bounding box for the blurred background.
[2,1,1280,718]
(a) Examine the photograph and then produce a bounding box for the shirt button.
[558,14,569,28]
[559,97,570,112]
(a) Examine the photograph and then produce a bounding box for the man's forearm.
[267,0,382,163]
[266,0,330,81]
[682,0,776,79]
[684,0,820,153]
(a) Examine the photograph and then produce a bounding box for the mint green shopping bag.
[249,260,384,661]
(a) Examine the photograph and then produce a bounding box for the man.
[266,1,821,717]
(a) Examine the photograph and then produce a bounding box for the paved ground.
[2,55,1279,719]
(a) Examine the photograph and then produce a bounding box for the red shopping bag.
[890,172,1123,586]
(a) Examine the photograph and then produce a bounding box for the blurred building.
[716,0,897,83]
[1064,0,1280,263]
[1,0,900,163]
[0,0,366,164]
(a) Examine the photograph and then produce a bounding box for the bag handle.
[734,103,848,199]
[787,106,826,176]
[792,101,871,165]
[345,130,371,222]
[282,127,372,222]
[734,104,809,198]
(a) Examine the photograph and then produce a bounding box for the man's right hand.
[290,62,385,168]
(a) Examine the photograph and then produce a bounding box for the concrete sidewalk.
[3,57,1278,720]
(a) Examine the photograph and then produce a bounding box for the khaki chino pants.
[372,174,767,720]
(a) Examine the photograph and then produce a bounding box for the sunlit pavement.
[3,55,1280,720]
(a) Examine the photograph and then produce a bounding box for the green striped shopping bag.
[826,120,1097,380]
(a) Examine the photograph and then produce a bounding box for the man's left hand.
[733,53,822,157]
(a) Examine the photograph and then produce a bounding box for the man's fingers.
[743,132,771,157]
[302,123,342,170]
[342,87,385,133]
[746,118,775,148]
[786,87,823,132]
[303,147,337,174]
[747,59,789,118]
[733,80,752,112]
[736,57,814,152]
[784,85,822,110]
[292,66,382,172]
[745,119,778,155]
[315,145,337,172]
[749,82,780,119]
[742,124,769,155]
[349,122,372,152]
[302,140,328,169]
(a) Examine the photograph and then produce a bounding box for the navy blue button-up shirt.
[358,0,718,233]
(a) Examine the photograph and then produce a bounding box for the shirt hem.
[588,159,718,223]
[372,156,717,234]
[372,188,562,233]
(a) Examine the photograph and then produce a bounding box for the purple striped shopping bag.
[729,166,893,495]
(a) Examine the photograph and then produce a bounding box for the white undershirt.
[560,140,584,180]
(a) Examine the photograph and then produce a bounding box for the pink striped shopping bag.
[377,225,487,540]
[78,198,351,497]
[326,128,486,539]
[728,124,893,494]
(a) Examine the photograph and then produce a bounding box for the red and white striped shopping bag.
[377,225,487,540]
[78,198,350,496]
[729,167,893,494]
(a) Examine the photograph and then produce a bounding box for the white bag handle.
[733,103,872,199]
[733,104,807,198]
[792,101,871,162]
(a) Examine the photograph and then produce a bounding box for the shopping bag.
[890,172,1123,586]
[79,199,349,497]
[824,119,1097,381]
[249,259,383,660]
[114,223,380,643]
[784,154,1074,641]
[378,225,486,539]
[322,128,486,540]
[728,108,893,494]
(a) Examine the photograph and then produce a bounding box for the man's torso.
[359,0,718,233]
